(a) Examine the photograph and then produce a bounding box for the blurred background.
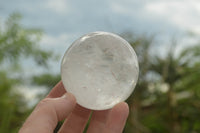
[0,0,200,133]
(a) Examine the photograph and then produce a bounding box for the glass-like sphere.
[61,31,139,110]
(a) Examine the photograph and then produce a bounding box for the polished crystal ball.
[61,31,139,110]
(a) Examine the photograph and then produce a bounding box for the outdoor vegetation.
[0,13,200,133]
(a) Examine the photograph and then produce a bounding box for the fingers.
[20,80,129,133]
[58,104,91,133]
[102,102,129,133]
[47,81,66,98]
[19,93,76,133]
[86,109,111,133]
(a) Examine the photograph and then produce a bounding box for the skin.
[19,81,129,133]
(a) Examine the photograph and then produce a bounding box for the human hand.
[19,81,129,133]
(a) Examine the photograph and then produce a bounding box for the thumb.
[19,93,76,133]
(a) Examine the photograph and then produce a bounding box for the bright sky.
[1,0,200,75]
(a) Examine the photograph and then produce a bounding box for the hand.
[19,81,129,133]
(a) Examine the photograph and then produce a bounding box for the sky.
[1,0,200,75]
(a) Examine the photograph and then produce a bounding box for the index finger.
[46,81,66,98]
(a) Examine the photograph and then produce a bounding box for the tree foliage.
[0,13,53,133]
[123,34,200,133]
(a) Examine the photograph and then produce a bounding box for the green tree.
[0,13,53,133]
[123,33,200,133]
[150,43,200,133]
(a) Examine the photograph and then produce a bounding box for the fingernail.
[61,93,76,102]
[61,93,67,98]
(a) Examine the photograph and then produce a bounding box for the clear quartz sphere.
[61,31,139,110]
